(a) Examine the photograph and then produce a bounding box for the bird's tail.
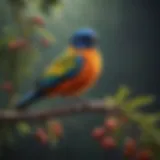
[15,90,41,110]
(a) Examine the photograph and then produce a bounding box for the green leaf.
[49,2,64,17]
[104,96,117,109]
[23,27,34,37]
[3,26,18,36]
[2,26,19,43]
[49,0,61,5]
[40,0,62,13]
[36,27,56,43]
[0,36,15,46]
[15,48,40,81]
[130,113,160,145]
[16,122,31,136]
[141,127,160,145]
[144,114,160,125]
[123,95,155,111]
[0,39,6,46]
[113,85,131,105]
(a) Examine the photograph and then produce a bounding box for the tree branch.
[0,100,120,122]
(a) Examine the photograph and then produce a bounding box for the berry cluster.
[34,121,63,145]
[6,16,52,51]
[91,117,152,160]
[92,117,118,150]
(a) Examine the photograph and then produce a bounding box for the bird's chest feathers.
[76,53,102,84]
[56,53,103,96]
[46,52,102,96]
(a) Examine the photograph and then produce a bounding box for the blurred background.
[0,0,160,159]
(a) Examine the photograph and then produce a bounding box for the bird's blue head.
[70,28,98,49]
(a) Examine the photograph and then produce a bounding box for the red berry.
[31,16,45,26]
[8,39,28,50]
[124,138,136,157]
[104,117,118,131]
[100,136,116,150]
[0,81,13,92]
[50,122,63,138]
[137,149,152,160]
[91,127,105,140]
[35,128,48,144]
[8,41,18,50]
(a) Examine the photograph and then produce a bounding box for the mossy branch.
[0,99,120,122]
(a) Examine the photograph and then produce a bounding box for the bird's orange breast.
[47,49,103,97]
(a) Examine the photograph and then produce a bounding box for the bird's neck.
[67,46,99,56]
[67,46,102,73]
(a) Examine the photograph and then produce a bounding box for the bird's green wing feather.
[43,54,76,77]
[37,54,83,90]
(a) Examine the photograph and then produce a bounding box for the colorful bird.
[15,28,103,109]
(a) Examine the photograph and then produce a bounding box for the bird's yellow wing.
[37,54,84,89]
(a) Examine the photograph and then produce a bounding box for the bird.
[15,28,103,110]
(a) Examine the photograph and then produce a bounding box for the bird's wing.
[36,54,84,90]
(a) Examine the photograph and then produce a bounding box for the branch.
[0,100,119,122]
